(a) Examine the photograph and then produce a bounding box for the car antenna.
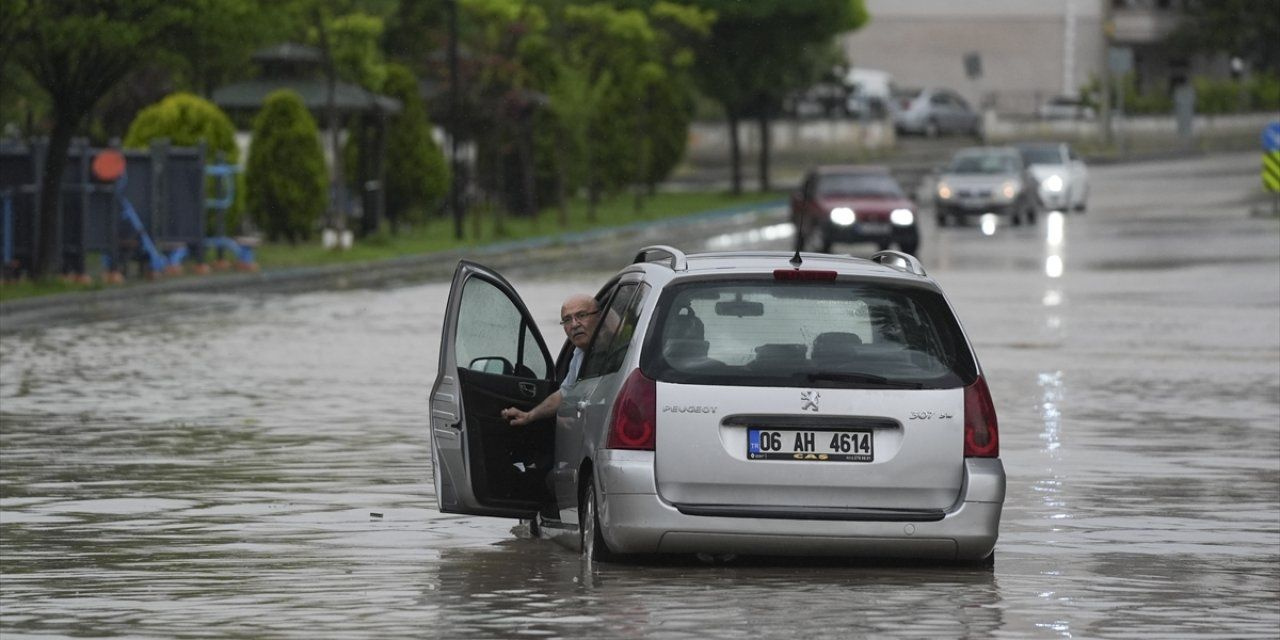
[789,250,803,269]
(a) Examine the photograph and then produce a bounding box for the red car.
[791,166,920,255]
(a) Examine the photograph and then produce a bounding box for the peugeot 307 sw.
[429,247,1004,564]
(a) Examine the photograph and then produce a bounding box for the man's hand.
[501,407,532,427]
[501,390,562,428]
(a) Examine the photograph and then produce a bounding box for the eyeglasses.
[559,310,599,326]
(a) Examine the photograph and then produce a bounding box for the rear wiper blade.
[805,372,923,389]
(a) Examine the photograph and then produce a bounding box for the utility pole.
[1063,0,1077,96]
[448,0,463,240]
[314,8,346,239]
[1100,0,1114,147]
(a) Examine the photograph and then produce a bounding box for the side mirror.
[469,356,513,375]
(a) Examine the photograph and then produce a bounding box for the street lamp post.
[448,0,463,241]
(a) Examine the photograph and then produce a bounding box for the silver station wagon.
[430,247,1005,564]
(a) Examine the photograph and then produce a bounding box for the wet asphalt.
[1,151,1277,639]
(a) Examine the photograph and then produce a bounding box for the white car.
[1017,142,1090,213]
[430,247,1005,564]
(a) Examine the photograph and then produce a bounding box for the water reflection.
[428,544,1006,639]
[703,222,794,251]
[3,198,1280,638]
[980,214,999,236]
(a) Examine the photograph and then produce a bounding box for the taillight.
[606,369,656,450]
[963,375,999,457]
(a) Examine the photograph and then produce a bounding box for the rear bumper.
[595,452,1004,561]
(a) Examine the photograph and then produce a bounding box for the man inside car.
[500,294,600,427]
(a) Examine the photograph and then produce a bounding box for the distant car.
[892,88,981,137]
[431,247,1005,565]
[1036,96,1096,121]
[1016,142,1089,213]
[791,166,919,255]
[934,147,1039,226]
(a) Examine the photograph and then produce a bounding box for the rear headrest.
[813,331,862,356]
[666,305,704,340]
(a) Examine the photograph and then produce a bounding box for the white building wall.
[840,0,1106,115]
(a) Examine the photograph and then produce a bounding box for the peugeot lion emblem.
[800,390,820,412]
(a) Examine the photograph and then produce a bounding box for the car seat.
[811,331,862,368]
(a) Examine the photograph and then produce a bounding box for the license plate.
[855,222,891,235]
[747,428,873,462]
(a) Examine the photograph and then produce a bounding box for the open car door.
[430,260,556,519]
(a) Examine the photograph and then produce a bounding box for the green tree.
[165,0,293,97]
[123,92,246,235]
[688,0,868,193]
[1168,0,1280,76]
[345,64,451,233]
[329,12,389,90]
[246,90,328,243]
[11,0,185,278]
[641,2,714,195]
[557,3,709,219]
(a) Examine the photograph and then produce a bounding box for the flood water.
[2,152,1278,638]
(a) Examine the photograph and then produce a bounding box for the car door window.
[455,276,549,379]
[579,283,645,380]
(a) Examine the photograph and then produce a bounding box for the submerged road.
[1,152,1277,638]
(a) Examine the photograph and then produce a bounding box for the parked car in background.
[1036,95,1096,121]
[431,248,1005,565]
[1016,142,1089,212]
[892,87,981,137]
[844,67,895,119]
[934,147,1039,226]
[791,165,919,255]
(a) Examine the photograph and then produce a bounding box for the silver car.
[1017,142,1090,213]
[892,87,981,138]
[431,248,1005,564]
[934,146,1040,226]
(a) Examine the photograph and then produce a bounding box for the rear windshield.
[1019,146,1063,165]
[815,173,904,198]
[641,279,976,389]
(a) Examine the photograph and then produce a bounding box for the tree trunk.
[757,113,772,192]
[727,113,742,195]
[555,140,568,228]
[584,136,597,222]
[314,9,344,235]
[33,117,74,278]
[519,119,536,218]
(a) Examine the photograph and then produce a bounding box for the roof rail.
[633,245,687,271]
[871,250,927,277]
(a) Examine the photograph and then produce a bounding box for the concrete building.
[839,0,1211,116]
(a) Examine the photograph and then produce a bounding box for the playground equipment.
[0,138,257,280]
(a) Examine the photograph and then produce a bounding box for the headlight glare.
[937,182,953,199]
[1043,174,1064,192]
[890,208,914,226]
[830,207,856,226]
[1000,181,1018,199]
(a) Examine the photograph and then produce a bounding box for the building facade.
[840,0,1212,116]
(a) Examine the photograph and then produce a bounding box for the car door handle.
[576,400,587,418]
